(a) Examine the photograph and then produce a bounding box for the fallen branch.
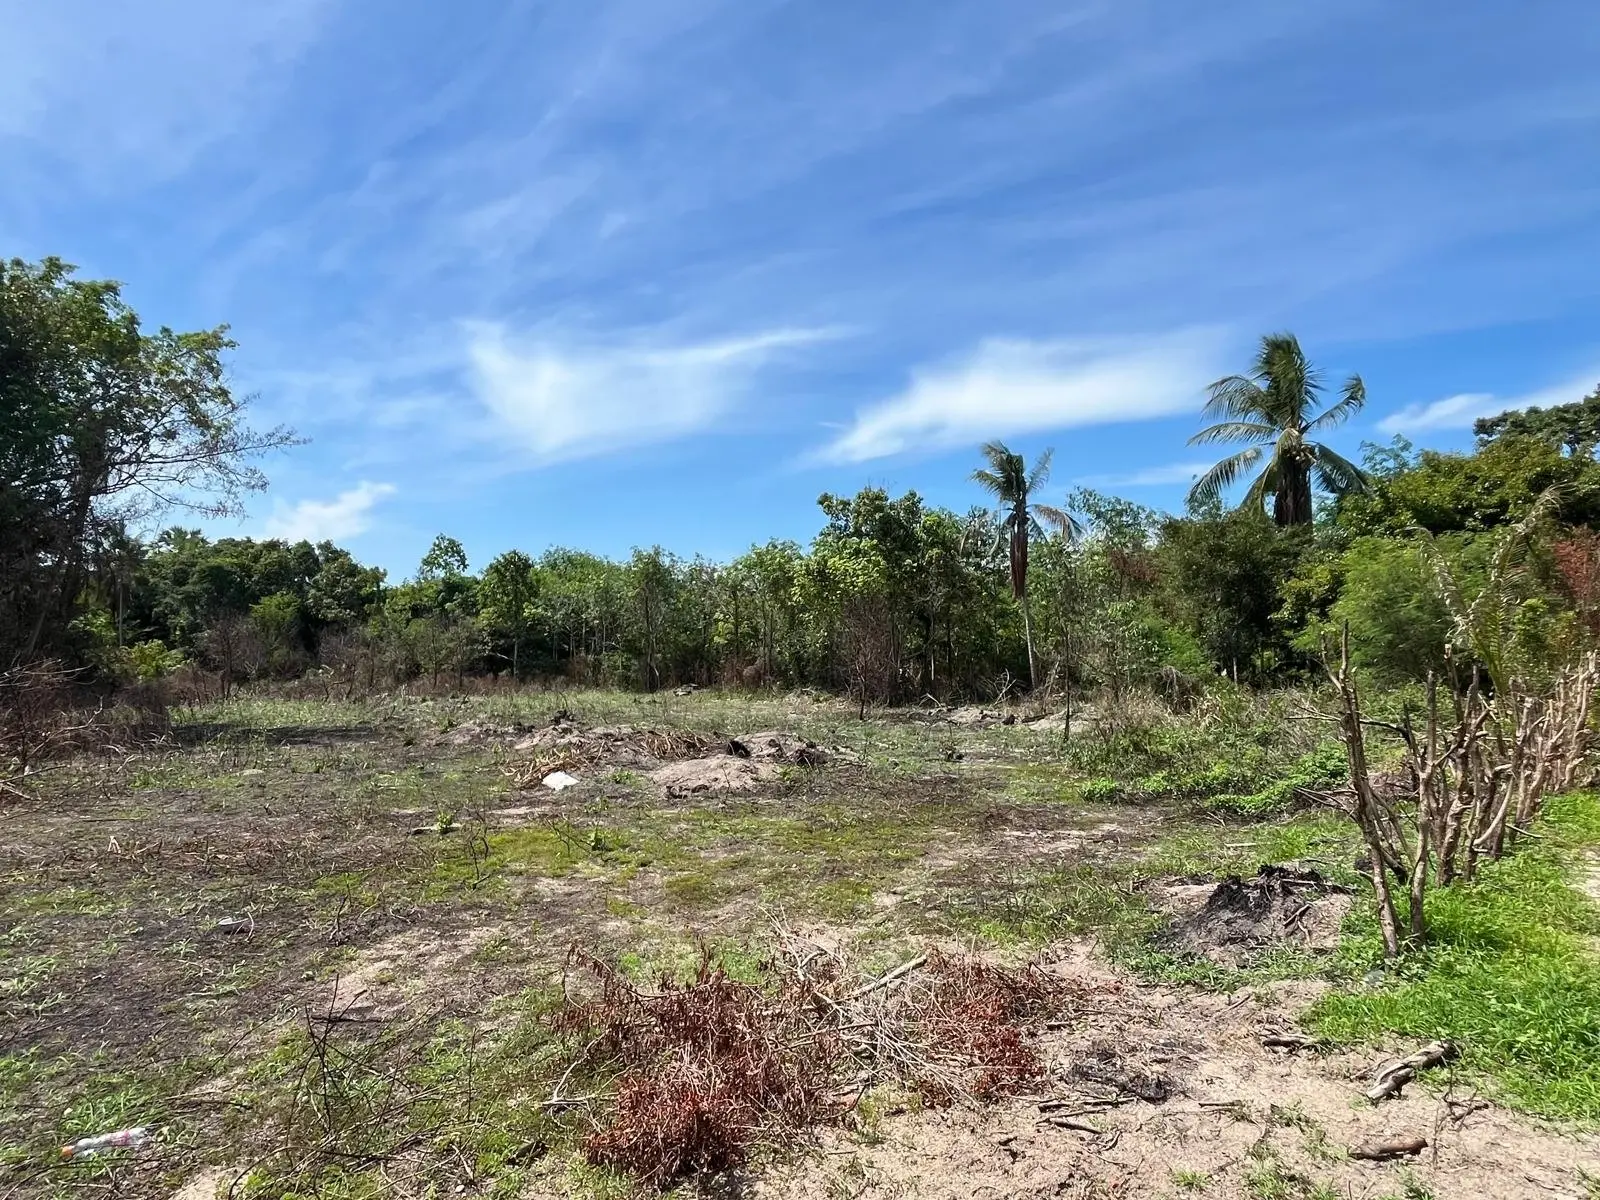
[841,955,928,1002]
[1262,1032,1325,1052]
[1366,1041,1458,1102]
[1039,1115,1103,1134]
[1349,1134,1427,1160]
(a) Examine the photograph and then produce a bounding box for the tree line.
[8,254,1600,704]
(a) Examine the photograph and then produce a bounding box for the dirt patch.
[1162,864,1355,966]
[503,718,849,794]
[313,925,505,1021]
[169,1167,243,1200]
[650,755,780,797]
[1578,852,1600,902]
[752,951,1600,1200]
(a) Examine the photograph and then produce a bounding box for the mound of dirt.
[942,706,1012,727]
[732,731,834,765]
[651,755,780,797]
[1162,864,1354,967]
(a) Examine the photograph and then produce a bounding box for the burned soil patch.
[1162,864,1355,967]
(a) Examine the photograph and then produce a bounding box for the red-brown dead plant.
[893,951,1068,1102]
[556,949,843,1189]
[549,941,1080,1191]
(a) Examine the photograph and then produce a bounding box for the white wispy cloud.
[1379,372,1600,435]
[466,324,838,464]
[262,481,395,543]
[817,332,1221,464]
[1081,460,1217,488]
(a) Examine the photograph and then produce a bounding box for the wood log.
[1349,1134,1427,1160]
[1366,1040,1458,1102]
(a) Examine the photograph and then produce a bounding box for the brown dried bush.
[558,950,841,1188]
[900,951,1060,1102]
[0,661,100,798]
[552,941,1076,1190]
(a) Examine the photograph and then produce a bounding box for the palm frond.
[1186,447,1264,509]
[970,468,1007,501]
[1242,454,1278,516]
[1026,447,1054,493]
[1310,444,1371,496]
[975,441,1027,501]
[1034,503,1082,543]
[1188,420,1278,447]
[1305,375,1368,433]
[1201,374,1269,422]
[1256,333,1321,426]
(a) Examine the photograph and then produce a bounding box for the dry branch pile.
[553,939,1079,1189]
[0,660,142,800]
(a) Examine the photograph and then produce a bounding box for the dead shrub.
[552,940,1078,1190]
[557,949,841,1188]
[0,660,105,798]
[898,951,1061,1102]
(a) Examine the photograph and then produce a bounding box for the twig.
[841,955,928,1002]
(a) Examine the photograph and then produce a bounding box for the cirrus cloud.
[816,331,1224,464]
[466,324,840,464]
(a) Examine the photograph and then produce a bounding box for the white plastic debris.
[541,771,580,792]
[216,916,254,933]
[61,1127,149,1160]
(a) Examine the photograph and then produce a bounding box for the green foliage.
[1,256,294,664]
[1157,508,1307,680]
[1475,382,1600,456]
[1338,434,1600,536]
[125,639,184,680]
[1309,792,1600,1121]
[1305,536,1466,684]
[1202,745,1348,816]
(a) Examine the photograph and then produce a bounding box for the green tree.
[971,442,1073,690]
[250,592,303,675]
[479,550,539,678]
[1337,435,1600,535]
[418,534,469,581]
[1312,537,1461,684]
[1188,333,1368,526]
[1474,383,1600,456]
[0,256,294,662]
[1157,506,1305,681]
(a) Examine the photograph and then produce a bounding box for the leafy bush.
[1203,745,1349,817]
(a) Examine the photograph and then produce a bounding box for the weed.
[1243,1147,1296,1200]
[1081,777,1120,802]
[1170,1167,1208,1191]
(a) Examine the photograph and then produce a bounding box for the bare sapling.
[1325,490,1600,955]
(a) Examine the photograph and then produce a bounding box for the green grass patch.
[937,862,1157,948]
[1308,791,1600,1122]
[1147,812,1359,881]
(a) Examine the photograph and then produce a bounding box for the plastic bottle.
[60,1127,149,1160]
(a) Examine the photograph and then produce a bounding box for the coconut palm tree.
[972,441,1074,690]
[1187,333,1369,526]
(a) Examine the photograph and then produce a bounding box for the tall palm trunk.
[1020,588,1037,691]
[1010,517,1036,690]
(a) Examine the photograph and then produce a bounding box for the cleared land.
[2,690,1597,1199]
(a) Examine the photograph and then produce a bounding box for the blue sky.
[5,0,1600,577]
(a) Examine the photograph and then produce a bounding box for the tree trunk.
[1020,590,1037,691]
